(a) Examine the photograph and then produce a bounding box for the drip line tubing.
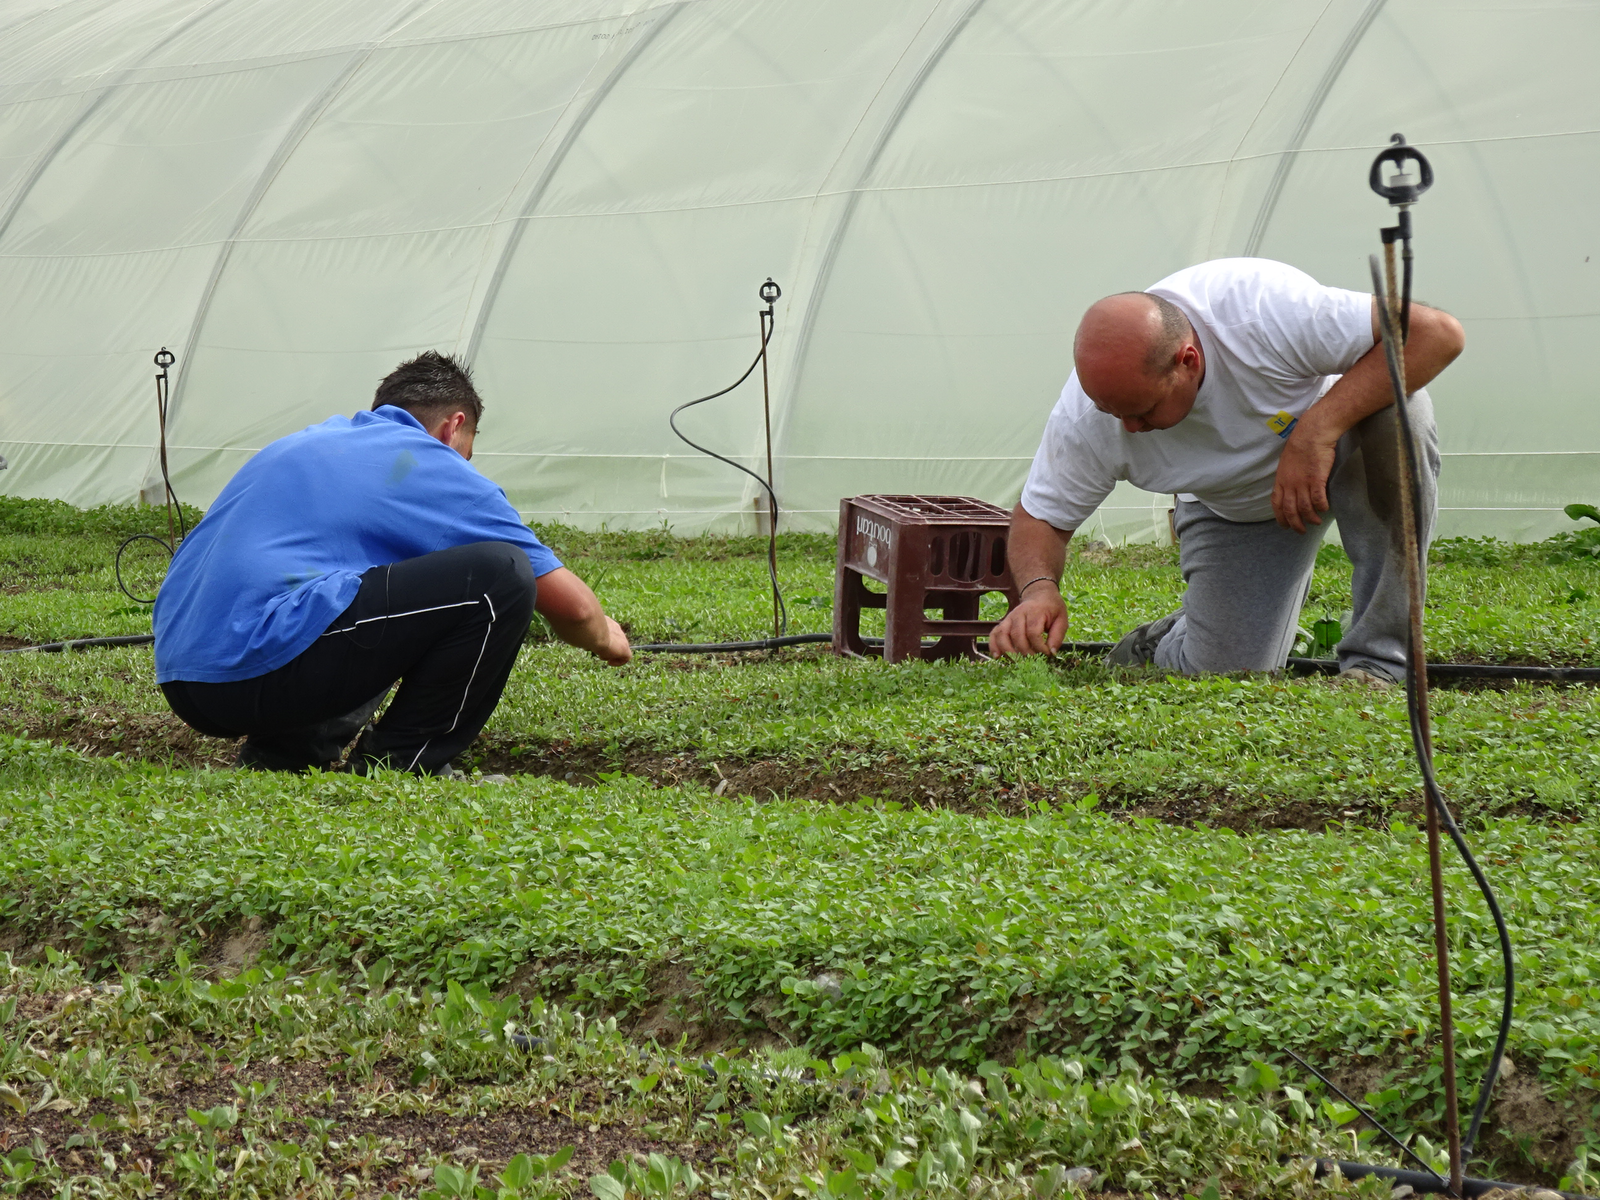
[1314,1160,1597,1200]
[114,348,185,606]
[3,634,157,654]
[630,637,1121,655]
[631,637,1597,685]
[1285,657,1600,683]
[633,633,830,653]
[5,632,1598,687]
[667,291,787,638]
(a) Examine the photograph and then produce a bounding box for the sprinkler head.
[1369,134,1432,206]
[154,347,176,368]
[759,278,781,306]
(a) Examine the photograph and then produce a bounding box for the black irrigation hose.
[1286,657,1600,684]
[1315,1159,1598,1200]
[632,638,1128,655]
[1405,669,1517,1158]
[8,632,1596,691]
[1,634,156,654]
[114,533,174,606]
[1285,1048,1449,1186]
[115,349,187,606]
[634,633,832,653]
[633,637,1600,686]
[1372,256,1516,1163]
[668,327,787,637]
[631,637,1112,654]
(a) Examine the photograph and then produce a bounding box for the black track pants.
[161,541,537,773]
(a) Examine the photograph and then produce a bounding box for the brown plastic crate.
[832,495,1019,663]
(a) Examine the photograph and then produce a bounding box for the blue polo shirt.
[153,405,561,684]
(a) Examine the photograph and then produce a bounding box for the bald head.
[1073,292,1204,433]
[1075,293,1192,375]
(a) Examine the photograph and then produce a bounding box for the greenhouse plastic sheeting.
[1,0,1596,541]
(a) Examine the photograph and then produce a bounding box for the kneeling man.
[991,258,1463,682]
[154,351,630,774]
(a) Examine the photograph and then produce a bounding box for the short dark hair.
[372,351,482,428]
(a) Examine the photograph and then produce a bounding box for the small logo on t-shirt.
[1267,410,1298,439]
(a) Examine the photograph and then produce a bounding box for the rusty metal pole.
[1372,245,1463,1195]
[1369,135,1461,1193]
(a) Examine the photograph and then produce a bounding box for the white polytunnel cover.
[0,0,1595,541]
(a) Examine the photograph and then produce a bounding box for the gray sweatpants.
[1150,391,1437,681]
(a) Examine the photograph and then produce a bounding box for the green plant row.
[488,652,1600,815]
[0,949,1463,1200]
[0,739,1594,1170]
[5,638,1600,819]
[5,504,1600,661]
[0,495,205,542]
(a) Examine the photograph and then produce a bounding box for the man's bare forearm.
[1007,503,1073,592]
[1296,302,1465,448]
[990,503,1074,656]
[533,566,630,663]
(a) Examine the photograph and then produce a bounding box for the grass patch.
[5,640,1598,826]
[0,741,1597,1184]
[3,508,1599,822]
[0,947,1427,1200]
[2,503,1600,1188]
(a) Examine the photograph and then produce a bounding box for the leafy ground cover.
[0,944,1431,1200]
[10,638,1600,828]
[3,499,1600,827]
[1,499,1599,1191]
[0,739,1597,1188]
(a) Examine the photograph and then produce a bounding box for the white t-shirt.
[1019,258,1374,529]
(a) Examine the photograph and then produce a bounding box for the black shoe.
[236,741,332,774]
[1106,611,1181,667]
[1335,665,1398,689]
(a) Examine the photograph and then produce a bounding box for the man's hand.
[1271,299,1464,534]
[535,567,631,665]
[990,503,1073,657]
[595,615,632,666]
[1271,426,1338,533]
[990,585,1069,657]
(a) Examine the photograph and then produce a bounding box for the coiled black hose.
[114,348,186,605]
[668,326,786,637]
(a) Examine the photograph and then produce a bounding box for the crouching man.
[991,258,1463,682]
[154,351,630,774]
